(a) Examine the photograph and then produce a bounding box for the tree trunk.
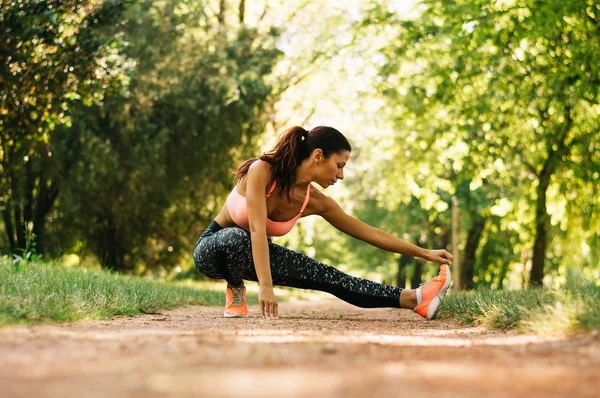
[23,160,34,241]
[396,254,412,288]
[1,205,16,252]
[460,216,487,290]
[99,226,125,271]
[14,201,25,252]
[4,156,61,256]
[218,0,226,26]
[32,177,60,256]
[95,214,132,271]
[411,258,424,289]
[410,236,425,288]
[530,170,551,287]
[10,172,26,252]
[529,104,572,287]
[102,246,125,271]
[239,0,245,24]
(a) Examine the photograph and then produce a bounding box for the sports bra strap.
[299,184,311,214]
[265,181,310,214]
[266,180,277,197]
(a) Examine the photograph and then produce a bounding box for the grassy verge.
[0,257,263,326]
[439,274,600,333]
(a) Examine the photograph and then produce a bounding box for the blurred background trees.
[1,0,283,272]
[362,0,600,287]
[1,0,598,288]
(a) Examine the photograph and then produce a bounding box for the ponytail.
[233,125,350,202]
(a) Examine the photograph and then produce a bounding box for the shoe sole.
[223,312,248,318]
[426,264,451,320]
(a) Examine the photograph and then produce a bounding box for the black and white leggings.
[193,220,402,308]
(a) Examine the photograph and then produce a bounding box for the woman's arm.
[245,160,278,318]
[317,195,452,264]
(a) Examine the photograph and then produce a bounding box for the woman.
[193,126,453,320]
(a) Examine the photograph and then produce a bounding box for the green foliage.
[2,0,283,271]
[55,24,282,270]
[0,0,130,255]
[3,0,599,286]
[364,0,600,287]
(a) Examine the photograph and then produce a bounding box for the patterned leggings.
[193,220,402,308]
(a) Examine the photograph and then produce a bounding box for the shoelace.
[231,288,244,307]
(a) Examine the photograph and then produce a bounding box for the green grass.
[4,255,599,334]
[0,256,259,326]
[439,273,600,333]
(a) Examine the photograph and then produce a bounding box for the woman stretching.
[193,126,453,320]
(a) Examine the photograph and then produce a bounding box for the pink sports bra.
[226,179,311,237]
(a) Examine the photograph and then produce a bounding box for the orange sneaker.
[224,285,248,318]
[414,264,451,320]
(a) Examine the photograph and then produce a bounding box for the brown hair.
[233,126,351,201]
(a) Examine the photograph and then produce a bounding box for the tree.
[52,0,283,270]
[0,0,130,255]
[367,0,600,287]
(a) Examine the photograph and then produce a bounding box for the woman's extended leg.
[195,227,405,308]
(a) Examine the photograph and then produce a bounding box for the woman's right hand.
[423,249,453,265]
[259,285,278,319]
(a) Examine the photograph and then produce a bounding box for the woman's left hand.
[423,249,453,265]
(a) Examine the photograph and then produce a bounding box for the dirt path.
[1,299,599,398]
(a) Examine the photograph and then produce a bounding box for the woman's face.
[313,150,351,188]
